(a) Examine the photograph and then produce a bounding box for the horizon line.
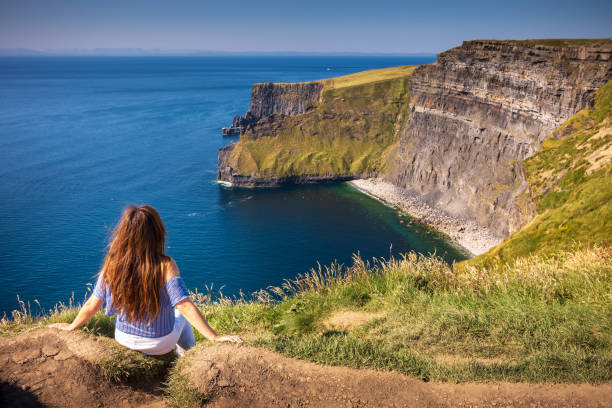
[0,48,437,57]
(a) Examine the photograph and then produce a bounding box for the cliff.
[469,78,612,265]
[232,81,324,129]
[218,66,416,186]
[217,39,611,250]
[389,39,612,240]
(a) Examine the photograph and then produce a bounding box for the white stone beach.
[349,178,503,256]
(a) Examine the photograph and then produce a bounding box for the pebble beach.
[349,178,503,256]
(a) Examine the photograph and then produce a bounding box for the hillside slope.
[470,79,612,266]
[217,66,416,186]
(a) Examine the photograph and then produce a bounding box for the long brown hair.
[100,205,169,324]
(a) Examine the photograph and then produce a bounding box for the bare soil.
[2,330,611,407]
[183,344,612,408]
[324,311,382,331]
[0,329,164,408]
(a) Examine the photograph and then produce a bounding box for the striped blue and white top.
[93,273,190,338]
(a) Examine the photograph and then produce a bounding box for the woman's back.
[93,260,190,338]
[49,205,241,355]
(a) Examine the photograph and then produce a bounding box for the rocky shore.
[349,178,503,256]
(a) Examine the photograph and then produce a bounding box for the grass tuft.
[101,342,176,383]
[163,359,207,408]
[0,292,116,338]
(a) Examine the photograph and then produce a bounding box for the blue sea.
[0,55,467,316]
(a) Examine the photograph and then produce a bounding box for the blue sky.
[1,0,611,54]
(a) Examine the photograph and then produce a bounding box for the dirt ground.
[0,329,164,408]
[183,344,612,408]
[1,329,611,407]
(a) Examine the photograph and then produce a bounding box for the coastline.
[348,178,503,256]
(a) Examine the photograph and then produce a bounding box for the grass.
[2,246,610,390]
[469,80,612,267]
[0,293,115,338]
[324,65,418,90]
[511,39,611,48]
[227,65,416,179]
[469,39,611,48]
[194,247,611,383]
[163,359,207,408]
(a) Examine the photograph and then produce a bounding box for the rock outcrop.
[231,81,324,131]
[389,39,612,239]
[0,329,166,408]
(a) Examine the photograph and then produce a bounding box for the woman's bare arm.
[166,258,242,343]
[49,294,103,331]
[175,298,241,343]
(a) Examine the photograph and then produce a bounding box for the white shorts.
[114,309,196,356]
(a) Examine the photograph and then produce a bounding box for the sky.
[1,0,611,54]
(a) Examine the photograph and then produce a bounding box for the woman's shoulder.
[163,257,180,282]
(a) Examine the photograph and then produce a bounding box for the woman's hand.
[175,298,243,344]
[214,335,243,343]
[48,295,103,332]
[48,322,73,331]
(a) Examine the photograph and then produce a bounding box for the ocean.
[0,55,468,316]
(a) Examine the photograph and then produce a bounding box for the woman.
[50,205,242,355]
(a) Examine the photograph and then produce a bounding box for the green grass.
[469,80,612,267]
[2,246,610,387]
[195,247,612,383]
[163,359,207,408]
[227,65,416,179]
[0,294,115,338]
[324,65,418,90]
[100,341,176,383]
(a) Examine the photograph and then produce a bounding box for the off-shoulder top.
[93,273,190,338]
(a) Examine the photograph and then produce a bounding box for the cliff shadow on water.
[216,181,469,272]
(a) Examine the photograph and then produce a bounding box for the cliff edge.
[217,66,416,186]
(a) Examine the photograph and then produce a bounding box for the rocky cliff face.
[232,81,324,130]
[389,39,612,239]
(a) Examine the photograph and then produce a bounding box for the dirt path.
[1,330,611,407]
[0,329,164,408]
[182,344,612,408]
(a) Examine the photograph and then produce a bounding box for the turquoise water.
[0,55,467,316]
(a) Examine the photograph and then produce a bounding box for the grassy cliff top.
[250,65,419,90]
[511,38,612,47]
[226,65,417,180]
[323,65,418,90]
[464,38,611,48]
